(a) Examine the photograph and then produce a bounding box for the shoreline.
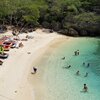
[28,35,70,100]
[0,29,70,100]
[0,29,99,100]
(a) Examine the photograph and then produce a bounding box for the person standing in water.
[76,70,80,75]
[74,51,77,56]
[74,50,80,56]
[83,84,88,92]
[87,63,90,67]
[84,72,88,77]
[66,65,71,69]
[77,50,79,55]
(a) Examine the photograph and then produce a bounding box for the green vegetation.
[0,0,100,36]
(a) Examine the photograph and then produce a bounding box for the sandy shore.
[0,29,70,100]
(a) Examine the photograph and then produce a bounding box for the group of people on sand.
[12,29,23,36]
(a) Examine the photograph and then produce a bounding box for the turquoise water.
[38,38,100,100]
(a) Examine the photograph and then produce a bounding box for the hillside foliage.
[0,0,100,36]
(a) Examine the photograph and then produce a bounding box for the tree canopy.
[0,0,100,36]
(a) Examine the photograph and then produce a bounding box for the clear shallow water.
[38,38,100,100]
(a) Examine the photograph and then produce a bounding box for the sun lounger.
[0,53,9,59]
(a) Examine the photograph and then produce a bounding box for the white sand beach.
[0,29,69,100]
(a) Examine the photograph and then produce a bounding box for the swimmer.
[65,65,71,69]
[83,62,85,66]
[74,51,77,56]
[77,50,79,55]
[84,72,88,77]
[76,70,80,75]
[87,63,90,67]
[83,84,88,92]
[62,57,65,60]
